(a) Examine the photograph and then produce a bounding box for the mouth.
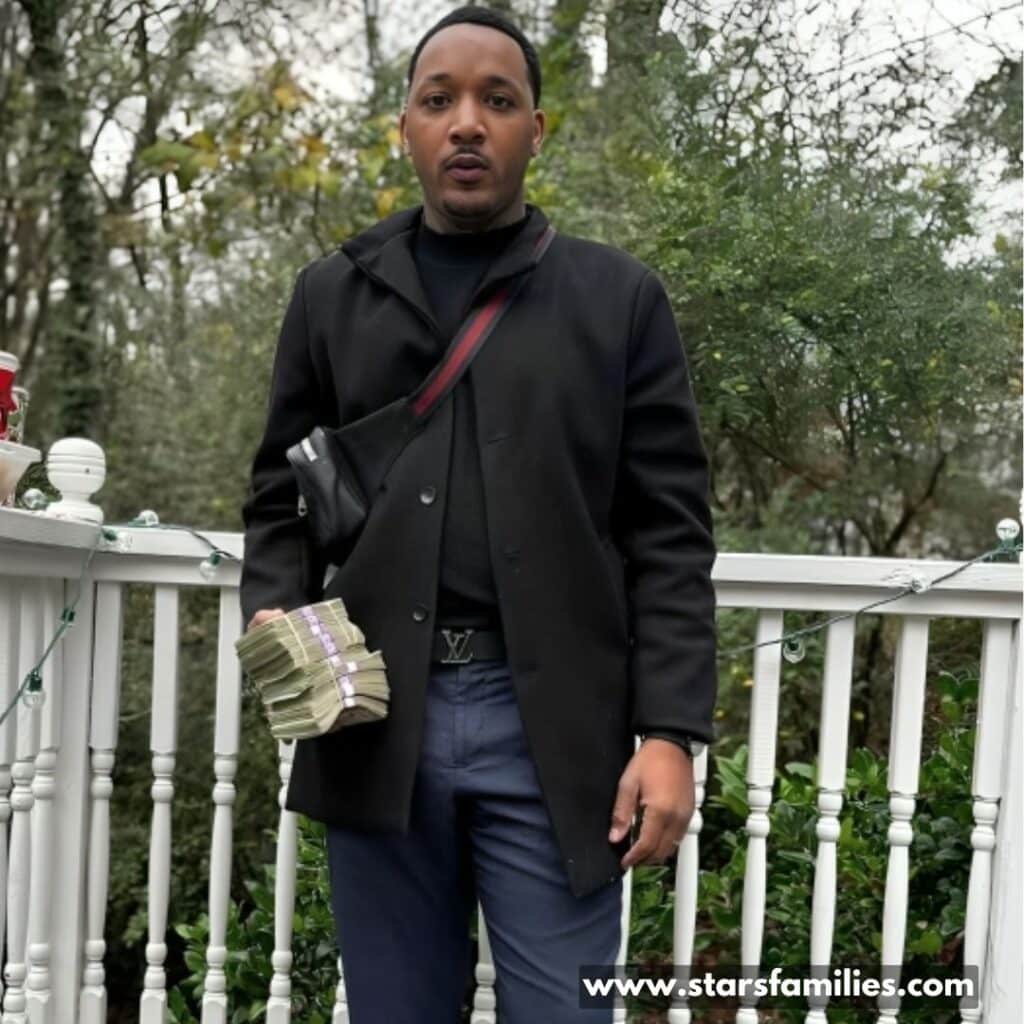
[444,154,489,184]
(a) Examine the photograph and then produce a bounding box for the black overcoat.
[239,203,717,898]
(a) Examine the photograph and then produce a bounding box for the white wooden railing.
[0,456,1020,1024]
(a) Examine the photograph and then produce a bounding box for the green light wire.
[1,519,239,729]
[0,520,1018,731]
[716,541,1022,659]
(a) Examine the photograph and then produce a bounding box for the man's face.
[400,23,545,232]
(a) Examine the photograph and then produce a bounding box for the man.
[240,6,716,1022]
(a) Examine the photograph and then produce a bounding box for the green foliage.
[944,58,1023,179]
[168,818,340,1024]
[532,7,1021,561]
[624,667,976,1023]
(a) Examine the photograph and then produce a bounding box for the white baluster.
[201,590,243,1024]
[470,907,496,1024]
[79,582,124,1024]
[736,609,784,1024]
[331,956,349,1024]
[877,617,930,1024]
[669,746,708,1024]
[613,733,641,1024]
[805,617,856,1024]
[25,580,64,1023]
[980,620,1020,1021]
[0,582,21,1008]
[140,585,180,1024]
[959,619,1015,1024]
[49,561,96,1021]
[266,741,298,1024]
[613,866,633,1024]
[3,582,43,1023]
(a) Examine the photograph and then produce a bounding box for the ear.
[531,108,546,157]
[398,108,409,154]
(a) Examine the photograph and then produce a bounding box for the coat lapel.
[341,207,440,338]
[461,203,551,309]
[341,203,552,342]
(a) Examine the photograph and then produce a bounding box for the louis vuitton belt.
[430,627,507,665]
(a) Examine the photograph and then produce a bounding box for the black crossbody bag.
[286,223,556,563]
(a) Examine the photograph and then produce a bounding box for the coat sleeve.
[612,270,718,746]
[239,266,331,628]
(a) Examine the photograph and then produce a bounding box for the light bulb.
[198,555,220,580]
[782,636,806,663]
[136,509,160,526]
[996,518,1021,543]
[20,488,48,510]
[101,529,132,553]
[22,671,45,709]
[22,687,46,710]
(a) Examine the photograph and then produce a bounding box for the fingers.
[620,802,690,870]
[610,745,695,868]
[608,768,639,843]
[620,805,661,870]
[246,607,285,632]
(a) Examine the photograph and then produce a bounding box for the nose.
[448,95,486,145]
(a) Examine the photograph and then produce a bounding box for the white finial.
[43,437,106,524]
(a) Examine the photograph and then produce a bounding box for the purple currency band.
[298,607,357,709]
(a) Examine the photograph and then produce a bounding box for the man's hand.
[608,738,695,869]
[247,607,285,632]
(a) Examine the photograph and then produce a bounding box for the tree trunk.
[546,0,592,95]
[605,0,660,87]
[21,0,102,437]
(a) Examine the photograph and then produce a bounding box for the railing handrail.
[2,508,1020,622]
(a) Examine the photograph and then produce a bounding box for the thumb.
[608,768,639,842]
[247,607,285,632]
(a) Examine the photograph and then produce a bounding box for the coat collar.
[341,203,551,339]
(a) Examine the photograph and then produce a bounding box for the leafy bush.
[168,818,341,1024]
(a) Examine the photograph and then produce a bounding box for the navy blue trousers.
[326,657,622,1023]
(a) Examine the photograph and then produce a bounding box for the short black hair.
[406,6,542,106]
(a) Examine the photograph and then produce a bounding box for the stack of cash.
[235,598,389,741]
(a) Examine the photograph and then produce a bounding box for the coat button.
[412,605,428,623]
[419,486,437,506]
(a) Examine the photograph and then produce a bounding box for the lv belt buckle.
[440,628,475,665]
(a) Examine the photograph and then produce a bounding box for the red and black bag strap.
[409,223,556,421]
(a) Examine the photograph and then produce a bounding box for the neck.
[422,196,527,234]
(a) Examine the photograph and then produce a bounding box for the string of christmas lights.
[717,523,1022,662]
[0,496,1019,730]
[1,505,239,725]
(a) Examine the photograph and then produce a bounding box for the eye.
[488,94,514,109]
[423,93,450,109]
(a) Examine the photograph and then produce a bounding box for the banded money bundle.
[235,599,389,740]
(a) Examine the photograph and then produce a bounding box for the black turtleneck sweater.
[412,212,530,630]
[410,212,700,758]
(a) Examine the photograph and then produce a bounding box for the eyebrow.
[419,72,524,93]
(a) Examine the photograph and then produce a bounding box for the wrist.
[640,731,705,759]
